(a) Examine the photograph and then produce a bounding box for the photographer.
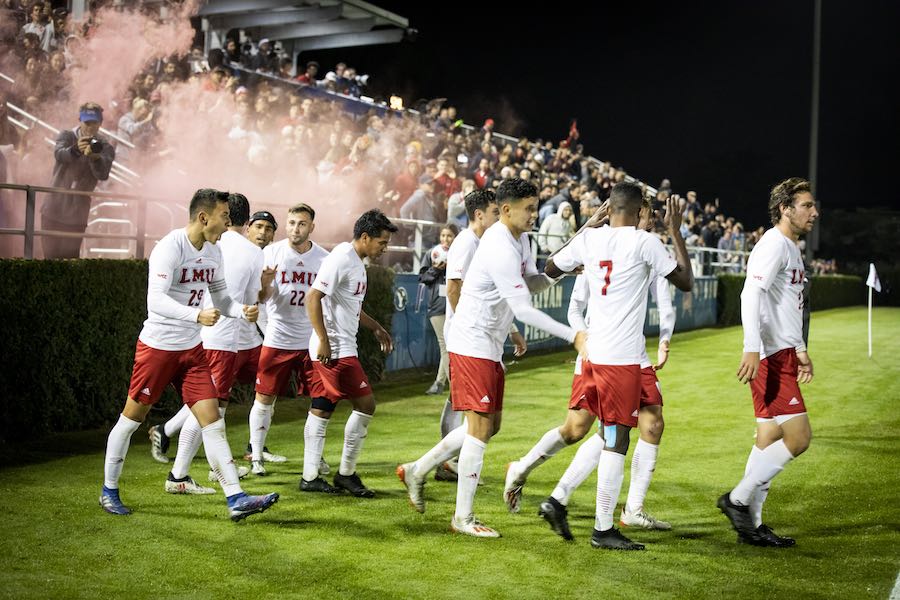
[41,102,115,258]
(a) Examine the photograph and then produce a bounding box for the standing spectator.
[447,179,473,229]
[22,1,54,53]
[400,175,441,248]
[472,157,492,189]
[537,201,574,256]
[394,160,421,206]
[41,102,115,258]
[295,60,319,85]
[419,224,459,396]
[116,98,154,162]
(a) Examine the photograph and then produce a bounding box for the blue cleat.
[227,492,279,522]
[99,486,132,515]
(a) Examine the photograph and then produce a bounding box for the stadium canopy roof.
[198,0,410,54]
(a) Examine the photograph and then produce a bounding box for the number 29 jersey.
[553,225,676,365]
[262,239,330,350]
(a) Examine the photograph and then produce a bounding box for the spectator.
[116,98,154,162]
[537,201,574,256]
[419,223,459,395]
[399,175,441,247]
[295,60,318,85]
[394,160,421,205]
[701,219,721,248]
[22,1,54,53]
[447,178,474,229]
[41,102,115,258]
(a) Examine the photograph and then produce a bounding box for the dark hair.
[288,202,316,220]
[464,189,497,220]
[768,177,811,225]
[189,188,229,220]
[307,61,319,70]
[227,192,250,226]
[496,177,537,204]
[441,223,460,236]
[353,208,398,240]
[608,181,643,215]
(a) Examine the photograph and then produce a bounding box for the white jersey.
[309,241,367,360]
[443,227,480,337]
[553,225,676,365]
[200,230,264,352]
[263,239,330,350]
[139,228,242,351]
[742,227,805,358]
[447,222,538,362]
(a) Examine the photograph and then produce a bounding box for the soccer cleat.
[243,445,287,463]
[334,472,375,498]
[99,486,132,515]
[717,492,760,542]
[620,507,672,530]
[739,524,796,548]
[434,462,458,482]
[208,465,250,483]
[319,457,331,476]
[250,460,267,476]
[425,381,444,395]
[538,497,574,541]
[300,476,341,494]
[148,425,170,463]
[590,527,646,550]
[503,461,525,513]
[228,492,279,522]
[165,473,216,495]
[450,514,500,538]
[396,463,426,513]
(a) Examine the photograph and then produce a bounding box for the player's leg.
[540,428,605,540]
[426,315,448,395]
[398,420,467,511]
[745,419,782,529]
[621,400,670,530]
[323,358,376,498]
[249,347,296,475]
[451,409,501,538]
[300,397,340,493]
[100,396,151,515]
[148,404,190,463]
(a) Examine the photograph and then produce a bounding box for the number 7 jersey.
[553,225,676,365]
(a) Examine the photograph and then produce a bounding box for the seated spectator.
[295,60,318,85]
[394,160,421,205]
[472,157,492,189]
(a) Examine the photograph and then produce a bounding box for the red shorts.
[449,353,505,414]
[590,363,642,428]
[127,341,216,407]
[640,366,663,408]
[204,346,262,400]
[312,356,371,403]
[256,346,326,398]
[751,348,806,419]
[569,357,598,414]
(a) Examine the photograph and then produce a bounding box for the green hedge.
[717,273,864,326]
[0,259,394,443]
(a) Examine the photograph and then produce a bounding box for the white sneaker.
[262,450,287,463]
[451,514,500,538]
[165,475,216,495]
[207,465,250,483]
[503,461,525,513]
[396,462,425,513]
[319,457,331,476]
[620,507,672,530]
[251,460,267,476]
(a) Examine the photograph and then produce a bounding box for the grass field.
[1,306,898,599]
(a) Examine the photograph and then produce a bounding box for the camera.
[89,137,102,153]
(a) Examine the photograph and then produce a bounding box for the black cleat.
[538,497,574,541]
[739,524,796,547]
[717,492,760,541]
[300,476,342,494]
[434,462,458,482]
[590,527,646,550]
[334,472,375,498]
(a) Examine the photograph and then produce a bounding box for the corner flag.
[866,263,881,357]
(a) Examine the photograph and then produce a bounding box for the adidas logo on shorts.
[141,387,151,396]
[480,395,491,404]
[359,381,368,388]
[789,397,800,405]
[631,409,639,417]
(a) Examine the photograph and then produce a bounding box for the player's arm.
[737,241,783,384]
[652,276,676,370]
[208,276,256,322]
[146,243,205,323]
[360,309,393,354]
[662,196,693,292]
[258,262,277,303]
[567,276,588,331]
[446,279,462,312]
[306,288,331,364]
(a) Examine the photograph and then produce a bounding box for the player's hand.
[737,351,760,384]
[573,330,588,357]
[796,351,814,384]
[197,308,220,326]
[663,196,684,233]
[654,340,670,371]
[77,137,92,156]
[260,264,277,289]
[585,200,610,228]
[243,304,259,323]
[317,338,333,366]
[510,331,527,357]
[374,327,393,354]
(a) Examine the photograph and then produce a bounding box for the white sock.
[170,413,203,479]
[163,404,191,438]
[514,427,568,480]
[303,413,330,481]
[249,400,274,461]
[730,439,793,506]
[339,410,372,476]
[413,423,467,478]
[455,434,486,520]
[218,405,227,418]
[594,450,626,531]
[103,414,141,489]
[552,432,604,506]
[625,438,659,514]
[743,445,769,527]
[201,419,242,497]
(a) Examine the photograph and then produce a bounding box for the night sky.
[305,1,900,229]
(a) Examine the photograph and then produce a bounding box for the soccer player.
[544,183,693,549]
[718,177,817,547]
[160,192,264,494]
[510,200,678,533]
[249,203,333,488]
[399,178,586,538]
[99,188,278,520]
[306,209,397,498]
